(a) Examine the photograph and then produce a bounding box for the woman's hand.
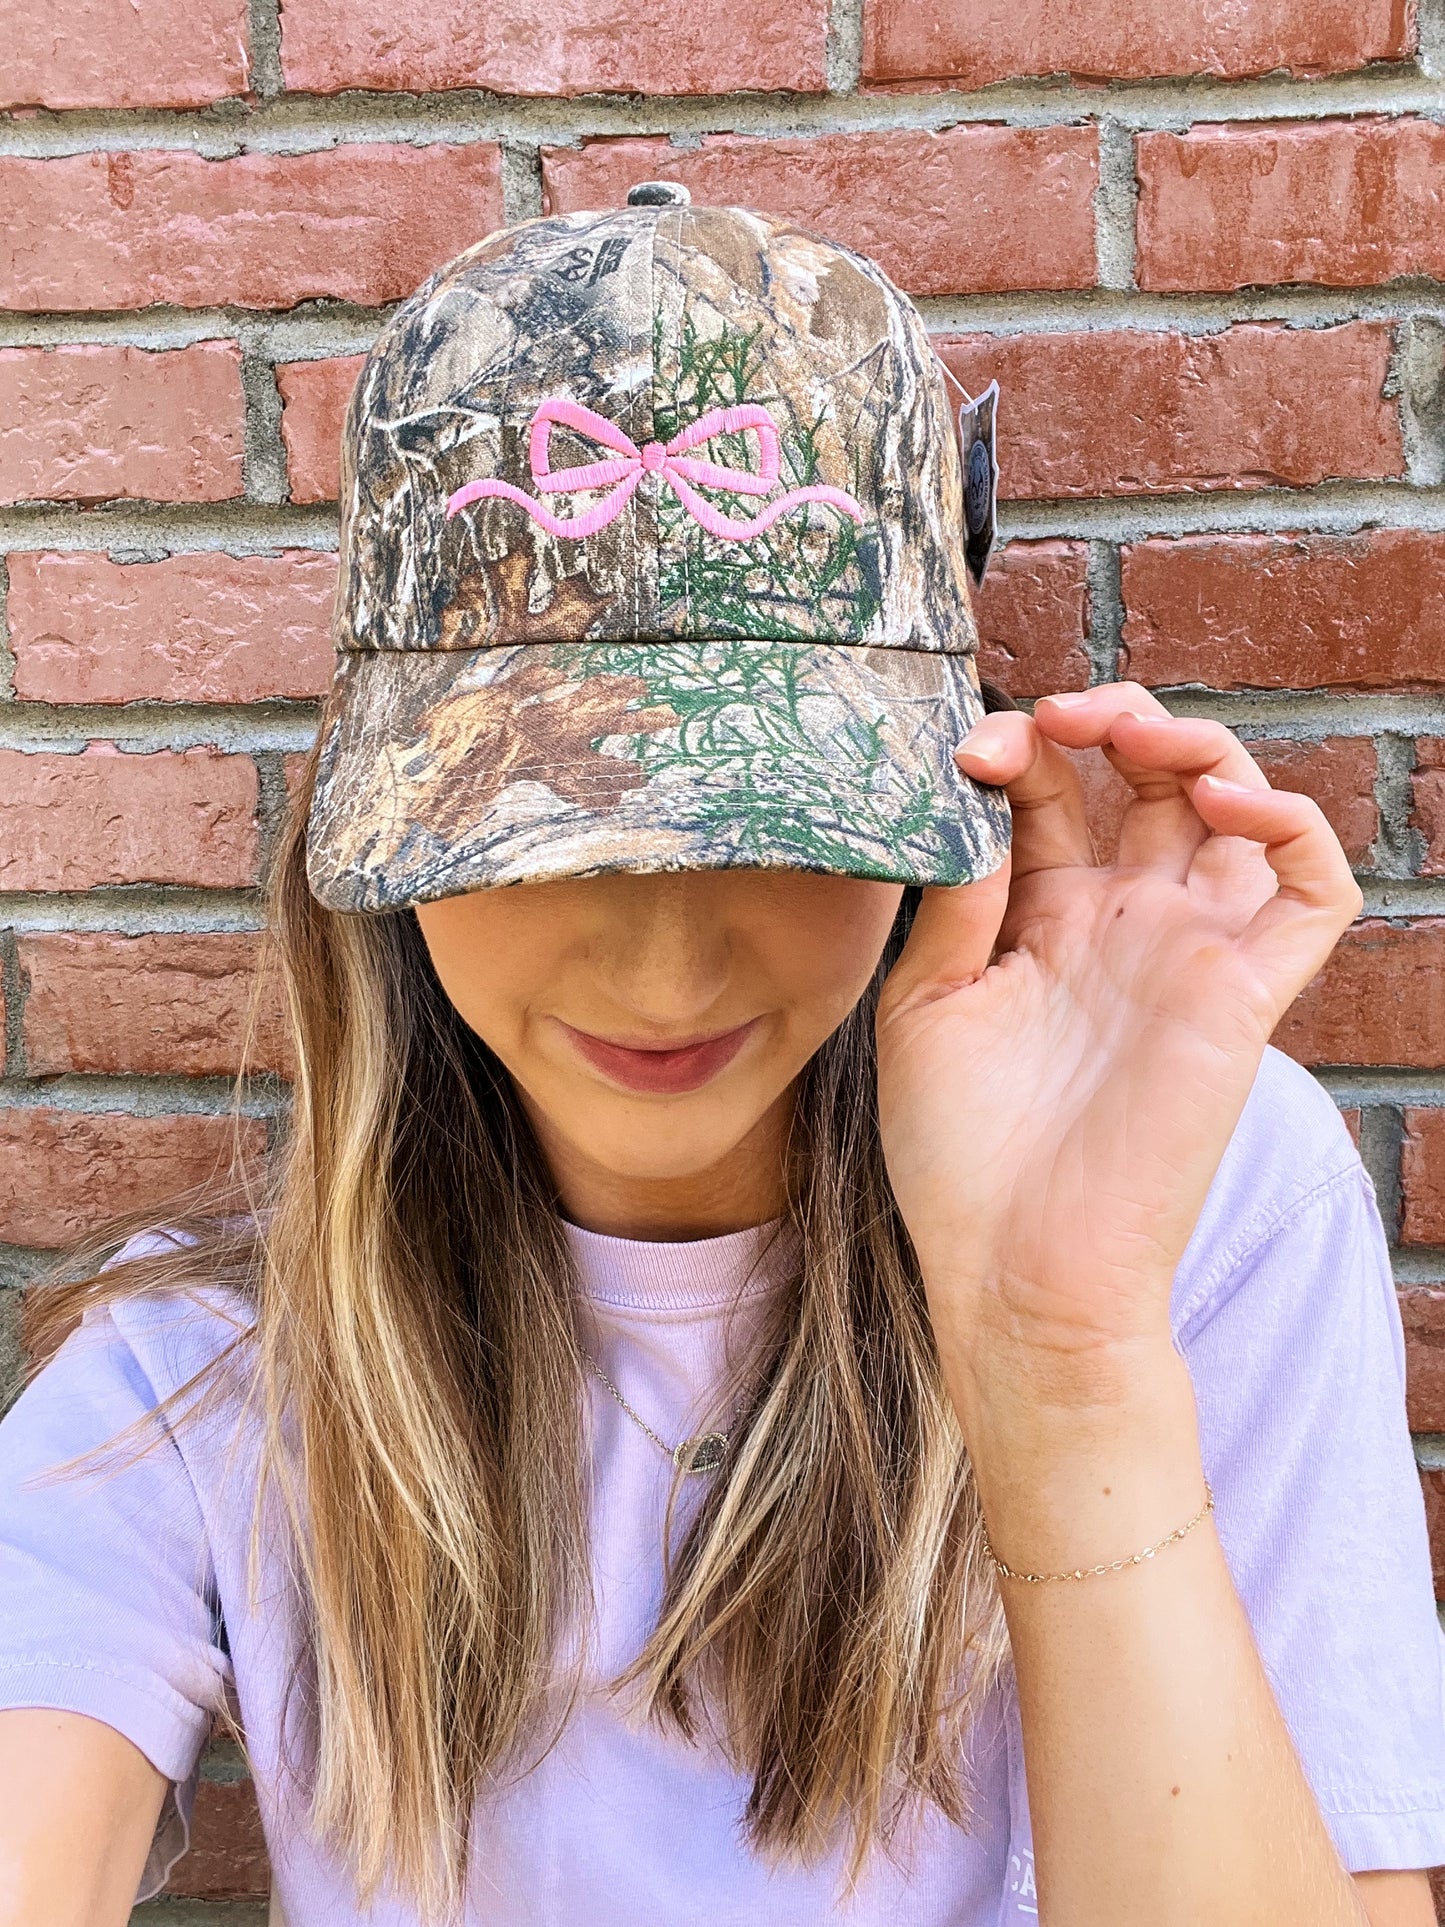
[876,681,1363,1424]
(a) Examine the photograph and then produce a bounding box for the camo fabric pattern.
[305,201,1011,911]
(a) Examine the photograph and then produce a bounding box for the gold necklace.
[583,1357,730,1474]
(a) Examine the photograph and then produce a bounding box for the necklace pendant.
[676,1432,728,1474]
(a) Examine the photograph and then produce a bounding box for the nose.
[588,873,734,1032]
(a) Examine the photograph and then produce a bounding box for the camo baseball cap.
[304,181,1012,912]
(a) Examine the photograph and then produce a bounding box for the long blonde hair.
[27,737,1009,1922]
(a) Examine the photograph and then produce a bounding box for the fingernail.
[1045,692,1090,710]
[960,736,1003,764]
[1197,772,1248,795]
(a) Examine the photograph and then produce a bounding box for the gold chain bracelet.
[980,1481,1216,1584]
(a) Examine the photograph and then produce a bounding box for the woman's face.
[414,870,903,1236]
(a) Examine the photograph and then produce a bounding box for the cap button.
[626,180,691,207]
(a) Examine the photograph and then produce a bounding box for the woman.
[0,188,1441,1926]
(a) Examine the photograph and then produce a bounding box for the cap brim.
[304,639,1012,913]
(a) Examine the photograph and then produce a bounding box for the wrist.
[950,1339,1210,1584]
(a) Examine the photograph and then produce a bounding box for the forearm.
[950,1337,1368,1927]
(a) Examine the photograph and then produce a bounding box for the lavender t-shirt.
[2,1046,1444,1922]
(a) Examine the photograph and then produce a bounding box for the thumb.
[880,855,1012,1018]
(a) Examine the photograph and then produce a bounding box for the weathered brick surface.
[1404,1110,1445,1249]
[973,541,1091,700]
[2,0,250,109]
[1062,737,1376,875]
[1411,740,1445,878]
[1402,1288,1445,1430]
[543,129,1101,295]
[1137,119,1445,292]
[0,343,244,504]
[0,1110,265,1247]
[162,1780,271,1900]
[862,0,1415,87]
[1119,532,1445,691]
[20,933,291,1078]
[1246,738,1379,868]
[936,325,1402,499]
[1273,922,1445,1071]
[1420,1470,1445,1601]
[0,747,260,892]
[7,551,336,705]
[0,147,505,312]
[277,357,367,505]
[282,0,828,96]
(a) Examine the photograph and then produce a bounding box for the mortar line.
[239,328,289,506]
[0,702,318,755]
[1313,1071,1445,1104]
[0,890,267,934]
[499,139,544,223]
[0,689,1441,756]
[251,748,298,883]
[12,479,1445,555]
[245,0,285,99]
[826,0,865,96]
[2,68,1445,159]
[1083,542,1123,683]
[1422,0,1445,79]
[1391,1249,1445,1285]
[11,288,1445,355]
[0,1072,283,1119]
[0,555,14,703]
[0,932,25,1080]
[1359,1103,1406,1245]
[1370,733,1425,879]
[1093,117,1138,292]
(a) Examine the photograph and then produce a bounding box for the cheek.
[761,888,903,1034]
[413,901,536,1052]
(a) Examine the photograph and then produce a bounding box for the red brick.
[1411,740,1445,879]
[937,325,1401,499]
[0,344,243,505]
[1138,119,1445,293]
[282,0,826,95]
[863,0,1413,86]
[1405,1111,1445,1248]
[1420,1470,1445,1600]
[0,747,259,892]
[0,1109,265,1247]
[973,540,1090,699]
[8,552,336,705]
[1053,737,1374,866]
[2,0,249,109]
[20,933,291,1078]
[542,129,1100,296]
[1340,1108,1362,1148]
[1119,532,1445,692]
[162,1778,270,1900]
[1245,738,1378,867]
[0,147,504,312]
[277,357,366,505]
[1403,1288,1445,1431]
[1273,921,1445,1071]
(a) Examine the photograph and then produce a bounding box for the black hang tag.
[955,378,1000,589]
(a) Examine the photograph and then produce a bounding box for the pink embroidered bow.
[445,396,865,542]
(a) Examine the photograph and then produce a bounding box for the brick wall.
[4,1,1445,1917]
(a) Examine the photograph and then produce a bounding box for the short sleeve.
[0,1298,233,1898]
[1178,1154,1445,1872]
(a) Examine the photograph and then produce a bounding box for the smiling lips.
[559,1018,761,1094]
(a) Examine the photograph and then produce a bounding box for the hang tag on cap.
[956,380,1000,588]
[936,361,1000,588]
